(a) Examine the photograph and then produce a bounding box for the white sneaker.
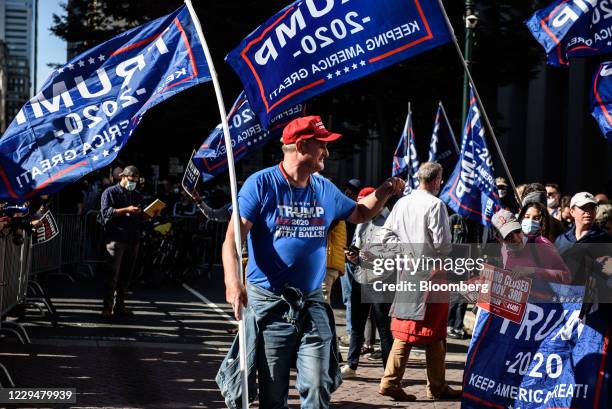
[341,365,356,379]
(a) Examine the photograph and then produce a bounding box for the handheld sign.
[477,264,531,324]
[32,210,59,245]
[226,0,452,127]
[182,150,200,198]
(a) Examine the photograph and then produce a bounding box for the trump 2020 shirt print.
[238,165,355,293]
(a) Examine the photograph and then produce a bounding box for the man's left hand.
[377,177,405,198]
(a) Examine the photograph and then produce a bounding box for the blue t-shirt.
[238,164,356,293]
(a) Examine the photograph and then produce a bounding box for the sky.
[36,0,66,89]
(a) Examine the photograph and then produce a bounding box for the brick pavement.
[0,269,468,408]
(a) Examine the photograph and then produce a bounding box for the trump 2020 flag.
[591,61,612,143]
[226,0,452,128]
[392,110,419,191]
[463,284,611,409]
[440,90,500,226]
[525,1,610,66]
[194,91,305,182]
[0,5,211,201]
[428,102,458,180]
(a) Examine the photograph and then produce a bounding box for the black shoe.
[114,306,133,316]
[360,346,374,355]
[101,307,113,319]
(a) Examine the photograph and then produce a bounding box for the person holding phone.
[340,187,394,380]
[99,165,144,318]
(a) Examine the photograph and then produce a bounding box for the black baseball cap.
[119,165,140,177]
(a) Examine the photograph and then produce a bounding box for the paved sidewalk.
[0,268,468,408]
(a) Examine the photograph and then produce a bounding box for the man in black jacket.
[100,166,144,318]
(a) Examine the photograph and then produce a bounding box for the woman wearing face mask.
[491,209,570,284]
[518,202,550,242]
[496,177,518,213]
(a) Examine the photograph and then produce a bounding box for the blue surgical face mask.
[521,218,540,236]
[126,181,137,191]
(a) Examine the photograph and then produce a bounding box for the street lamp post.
[462,0,477,125]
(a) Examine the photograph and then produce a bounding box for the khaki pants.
[322,268,340,304]
[380,338,448,396]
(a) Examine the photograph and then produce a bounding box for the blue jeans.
[250,285,335,409]
[340,262,354,335]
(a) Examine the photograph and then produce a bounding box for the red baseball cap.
[357,187,376,200]
[281,115,342,145]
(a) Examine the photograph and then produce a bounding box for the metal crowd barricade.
[81,210,106,273]
[169,215,227,268]
[0,235,31,316]
[202,220,227,266]
[55,214,84,269]
[30,225,62,276]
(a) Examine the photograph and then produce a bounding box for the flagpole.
[404,102,412,141]
[438,102,459,154]
[184,1,249,408]
[436,0,521,205]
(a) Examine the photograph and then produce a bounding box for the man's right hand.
[127,205,141,214]
[344,249,359,264]
[226,282,248,320]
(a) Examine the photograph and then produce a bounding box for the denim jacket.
[215,283,342,409]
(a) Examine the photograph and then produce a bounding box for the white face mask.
[126,181,137,191]
[547,197,559,208]
[521,219,540,236]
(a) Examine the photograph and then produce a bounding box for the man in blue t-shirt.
[220,115,404,408]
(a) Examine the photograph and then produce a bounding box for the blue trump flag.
[0,5,211,202]
[591,61,612,143]
[392,109,419,191]
[525,1,612,66]
[440,90,500,226]
[463,284,610,409]
[194,91,305,182]
[428,102,458,181]
[226,0,452,128]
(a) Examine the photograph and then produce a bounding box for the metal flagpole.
[184,1,249,408]
[404,102,412,145]
[436,0,521,205]
[438,101,459,153]
[461,0,477,125]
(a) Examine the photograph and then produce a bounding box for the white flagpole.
[184,1,249,408]
[436,0,520,205]
[438,101,459,154]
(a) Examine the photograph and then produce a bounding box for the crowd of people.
[1,113,610,408]
[215,115,612,408]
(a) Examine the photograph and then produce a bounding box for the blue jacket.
[555,226,612,284]
[215,284,342,409]
[555,225,612,254]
